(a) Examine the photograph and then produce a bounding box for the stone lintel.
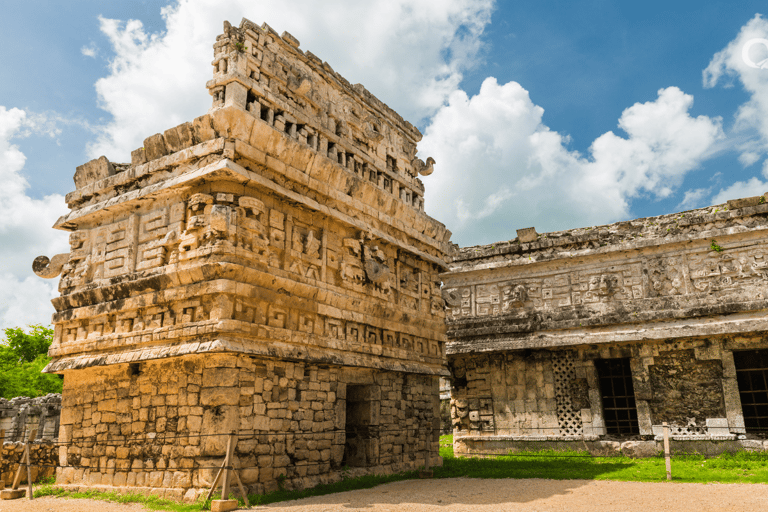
[44,337,450,377]
[447,314,768,354]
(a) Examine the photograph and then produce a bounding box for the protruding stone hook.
[33,254,69,279]
[420,157,436,176]
[441,288,462,307]
[411,157,436,177]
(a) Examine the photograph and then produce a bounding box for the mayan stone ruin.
[34,18,451,499]
[443,195,768,457]
[0,395,60,488]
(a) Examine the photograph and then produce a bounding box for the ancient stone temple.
[443,195,768,456]
[34,18,451,499]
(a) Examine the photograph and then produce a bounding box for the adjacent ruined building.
[443,196,768,456]
[0,394,61,443]
[0,395,61,486]
[34,18,450,499]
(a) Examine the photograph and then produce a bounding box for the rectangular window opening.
[595,358,639,436]
[733,349,768,434]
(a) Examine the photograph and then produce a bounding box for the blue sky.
[1,0,768,329]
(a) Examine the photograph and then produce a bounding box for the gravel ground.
[253,478,768,512]
[1,479,767,512]
[0,495,145,512]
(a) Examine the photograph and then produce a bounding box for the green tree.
[0,324,62,399]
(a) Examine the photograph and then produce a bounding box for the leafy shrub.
[0,324,62,399]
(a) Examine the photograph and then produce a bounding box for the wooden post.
[206,431,248,508]
[220,431,236,501]
[204,466,224,502]
[0,429,5,489]
[663,422,671,481]
[25,436,33,500]
[9,429,36,500]
[232,468,250,507]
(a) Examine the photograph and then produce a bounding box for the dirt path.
[2,479,767,512]
[252,478,768,511]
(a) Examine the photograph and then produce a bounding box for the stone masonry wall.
[648,350,725,430]
[37,19,448,499]
[0,441,57,488]
[450,333,768,456]
[57,353,440,500]
[449,350,601,439]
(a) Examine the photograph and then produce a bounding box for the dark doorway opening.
[595,358,639,435]
[733,349,768,434]
[343,385,377,467]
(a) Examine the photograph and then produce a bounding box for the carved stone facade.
[35,18,450,499]
[444,196,768,456]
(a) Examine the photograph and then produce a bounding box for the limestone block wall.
[0,394,61,442]
[450,334,768,456]
[56,353,440,499]
[449,351,601,439]
[0,441,58,487]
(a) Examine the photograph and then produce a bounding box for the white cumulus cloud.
[677,188,712,211]
[0,106,70,330]
[421,81,723,245]
[81,43,98,58]
[704,14,768,163]
[87,0,493,161]
[712,176,768,205]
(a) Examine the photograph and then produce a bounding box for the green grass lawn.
[34,435,768,510]
[438,434,768,484]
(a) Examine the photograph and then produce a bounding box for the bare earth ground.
[2,479,768,512]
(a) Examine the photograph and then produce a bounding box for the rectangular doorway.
[343,385,377,467]
[733,349,768,433]
[595,358,639,435]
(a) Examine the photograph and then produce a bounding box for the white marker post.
[663,422,671,481]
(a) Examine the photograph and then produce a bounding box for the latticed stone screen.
[552,353,583,436]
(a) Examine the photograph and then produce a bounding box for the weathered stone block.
[620,441,658,458]
[211,106,254,140]
[516,227,537,243]
[143,133,168,161]
[131,148,148,166]
[73,156,115,189]
[201,388,240,406]
[192,114,216,143]
[211,499,239,511]
[0,489,26,500]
